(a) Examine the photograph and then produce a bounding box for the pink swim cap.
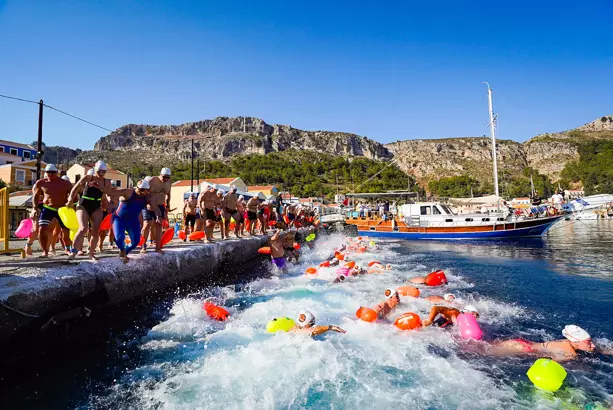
[336,267,350,277]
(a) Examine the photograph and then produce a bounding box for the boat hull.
[348,216,564,240]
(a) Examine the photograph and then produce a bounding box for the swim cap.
[87,169,95,176]
[61,175,71,181]
[443,293,455,301]
[384,288,398,299]
[385,264,392,270]
[239,195,244,200]
[144,176,153,182]
[462,305,479,314]
[338,273,347,281]
[354,265,361,271]
[217,190,224,195]
[160,167,171,176]
[137,179,150,190]
[230,185,237,192]
[94,161,107,171]
[297,311,315,328]
[45,164,58,172]
[562,325,591,342]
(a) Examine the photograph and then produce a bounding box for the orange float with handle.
[258,247,272,254]
[203,302,230,321]
[356,306,378,323]
[368,261,381,267]
[138,235,145,247]
[344,261,356,269]
[396,286,420,298]
[293,242,301,250]
[394,312,422,330]
[100,213,112,231]
[425,270,448,286]
[188,231,205,241]
[178,230,187,240]
[319,261,331,268]
[305,267,317,275]
[335,253,345,261]
[160,228,175,247]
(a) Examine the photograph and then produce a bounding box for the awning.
[447,195,503,206]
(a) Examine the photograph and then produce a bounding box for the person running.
[422,305,479,328]
[222,186,240,238]
[487,325,612,361]
[142,168,172,253]
[237,195,246,236]
[257,201,268,235]
[183,193,198,239]
[31,164,73,258]
[269,229,287,272]
[111,179,160,263]
[246,196,259,236]
[290,311,346,337]
[66,161,114,261]
[198,185,220,243]
[374,288,400,318]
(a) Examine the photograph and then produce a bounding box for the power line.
[0,93,39,105]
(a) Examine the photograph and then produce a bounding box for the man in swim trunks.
[374,288,401,318]
[183,193,198,240]
[286,203,296,228]
[283,229,299,264]
[31,164,73,258]
[142,168,172,253]
[246,196,259,236]
[422,305,479,328]
[236,195,246,236]
[222,185,241,238]
[198,184,220,243]
[215,190,226,239]
[290,311,346,337]
[270,229,287,272]
[487,325,611,361]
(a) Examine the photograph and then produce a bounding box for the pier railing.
[0,188,26,258]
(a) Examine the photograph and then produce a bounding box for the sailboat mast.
[484,83,500,197]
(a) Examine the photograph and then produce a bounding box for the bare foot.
[39,253,49,259]
[67,253,76,260]
[77,251,85,256]
[88,253,98,261]
[140,248,147,254]
[203,239,211,244]
[122,256,130,264]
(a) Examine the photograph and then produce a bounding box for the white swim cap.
[385,264,392,270]
[230,185,237,191]
[94,160,107,171]
[384,288,398,299]
[297,311,315,328]
[160,167,171,176]
[462,305,479,314]
[217,190,225,195]
[137,179,150,190]
[239,195,244,200]
[45,164,58,172]
[354,265,361,271]
[144,176,153,182]
[443,293,455,301]
[87,169,95,176]
[562,325,591,342]
[61,175,71,181]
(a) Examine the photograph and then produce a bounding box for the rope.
[43,104,114,132]
[0,300,40,318]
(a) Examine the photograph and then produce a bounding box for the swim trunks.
[248,211,257,221]
[288,213,295,221]
[39,205,67,228]
[271,256,286,269]
[142,205,166,221]
[433,316,453,328]
[204,208,216,221]
[185,214,196,228]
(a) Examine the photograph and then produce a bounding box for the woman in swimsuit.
[66,161,114,260]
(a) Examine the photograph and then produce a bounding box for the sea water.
[4,221,613,409]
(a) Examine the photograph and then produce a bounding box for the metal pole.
[190,138,194,192]
[36,100,44,180]
[483,83,499,198]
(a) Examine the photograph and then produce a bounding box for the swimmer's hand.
[330,325,346,334]
[422,319,432,327]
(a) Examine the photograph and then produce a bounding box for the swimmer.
[222,186,241,238]
[422,305,479,328]
[141,168,172,253]
[374,288,400,318]
[246,196,259,236]
[290,311,346,337]
[350,265,365,276]
[237,195,246,236]
[283,229,299,264]
[269,229,287,272]
[198,184,220,243]
[487,325,612,361]
[367,263,392,274]
[423,293,456,304]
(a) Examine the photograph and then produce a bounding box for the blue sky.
[1,0,611,150]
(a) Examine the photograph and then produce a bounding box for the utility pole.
[36,100,44,180]
[197,158,200,187]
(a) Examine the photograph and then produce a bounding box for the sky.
[0,0,612,150]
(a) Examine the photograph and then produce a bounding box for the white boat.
[563,194,613,220]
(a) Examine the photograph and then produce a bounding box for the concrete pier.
[0,235,272,344]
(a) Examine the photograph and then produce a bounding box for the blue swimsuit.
[113,193,147,255]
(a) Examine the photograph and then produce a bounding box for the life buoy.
[425,270,448,286]
[258,247,272,254]
[203,302,230,321]
[394,312,421,330]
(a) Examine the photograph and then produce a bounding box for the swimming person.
[487,325,611,361]
[422,305,479,328]
[111,179,160,263]
[269,229,287,272]
[374,288,400,318]
[290,311,346,337]
[423,293,456,304]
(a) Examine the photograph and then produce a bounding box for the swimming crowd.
[269,236,612,364]
[26,162,318,263]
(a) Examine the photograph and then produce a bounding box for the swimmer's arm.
[423,306,449,327]
[310,325,346,337]
[165,185,171,208]
[67,175,89,204]
[31,181,42,215]
[108,188,133,198]
[597,347,613,356]
[271,229,281,241]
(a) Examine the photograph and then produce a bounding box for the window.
[75,174,81,183]
[6,161,13,164]
[433,206,442,215]
[420,206,431,215]
[15,169,26,183]
[10,148,18,156]
[115,179,122,188]
[0,147,4,152]
[23,151,31,159]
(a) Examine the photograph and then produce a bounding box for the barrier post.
[0,188,26,259]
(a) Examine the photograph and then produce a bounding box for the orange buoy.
[138,235,145,247]
[356,306,378,323]
[425,270,448,286]
[357,247,366,253]
[258,247,272,254]
[189,231,205,241]
[335,253,345,261]
[397,286,420,298]
[229,222,236,230]
[268,220,276,227]
[203,302,230,321]
[283,215,290,224]
[160,228,175,246]
[319,261,331,268]
[305,267,317,275]
[357,236,363,240]
[394,312,422,330]
[368,261,381,267]
[344,261,356,269]
[293,242,301,250]
[100,213,112,231]
[178,230,187,240]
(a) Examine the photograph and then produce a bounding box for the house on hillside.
[169,177,252,214]
[247,185,279,197]
[203,177,248,192]
[66,163,128,188]
[0,139,37,162]
[0,160,46,188]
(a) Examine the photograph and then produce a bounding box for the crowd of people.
[24,162,319,263]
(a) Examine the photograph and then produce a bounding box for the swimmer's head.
[61,175,71,182]
[230,185,237,192]
[337,273,347,282]
[217,190,224,196]
[462,305,479,318]
[385,264,392,270]
[136,179,150,191]
[384,288,399,300]
[238,195,245,200]
[563,325,595,352]
[160,167,171,178]
[353,265,361,272]
[297,311,315,328]
[443,293,456,302]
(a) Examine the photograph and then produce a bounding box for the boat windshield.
[439,204,454,215]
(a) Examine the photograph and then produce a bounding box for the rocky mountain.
[76,114,613,186]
